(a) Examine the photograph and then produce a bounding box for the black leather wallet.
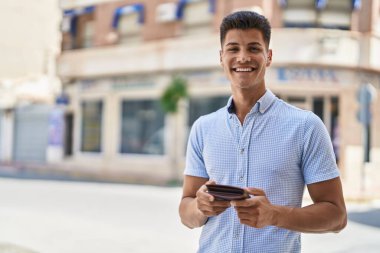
[206,184,250,201]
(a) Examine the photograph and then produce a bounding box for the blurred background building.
[0,1,61,164]
[0,0,379,197]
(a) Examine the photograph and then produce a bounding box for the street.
[0,178,379,253]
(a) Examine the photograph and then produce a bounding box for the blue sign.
[48,108,65,146]
[357,83,376,125]
[277,68,338,83]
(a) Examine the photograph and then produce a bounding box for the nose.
[237,54,251,63]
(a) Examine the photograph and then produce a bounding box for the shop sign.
[112,77,155,90]
[277,68,339,83]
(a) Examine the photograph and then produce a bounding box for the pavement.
[0,177,380,253]
[0,243,37,253]
[0,163,175,186]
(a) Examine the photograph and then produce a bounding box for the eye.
[227,47,239,52]
[249,47,261,52]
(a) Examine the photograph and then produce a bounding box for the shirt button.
[239,177,244,182]
[234,233,239,239]
[240,148,244,154]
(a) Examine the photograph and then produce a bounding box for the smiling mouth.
[233,67,255,72]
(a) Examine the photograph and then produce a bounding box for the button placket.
[240,116,256,187]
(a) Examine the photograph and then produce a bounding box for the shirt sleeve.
[184,117,209,179]
[301,112,340,185]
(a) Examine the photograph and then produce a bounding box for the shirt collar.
[227,89,276,115]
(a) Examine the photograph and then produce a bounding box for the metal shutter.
[13,105,51,162]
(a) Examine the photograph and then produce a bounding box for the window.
[156,2,178,23]
[287,97,308,110]
[330,97,339,162]
[282,0,353,30]
[181,0,214,35]
[120,100,165,155]
[81,18,95,48]
[188,96,229,126]
[283,0,317,27]
[312,97,324,120]
[62,6,95,49]
[81,101,103,152]
[319,0,351,29]
[118,13,142,43]
[112,4,144,44]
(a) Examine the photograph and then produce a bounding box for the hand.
[231,187,278,228]
[196,181,231,217]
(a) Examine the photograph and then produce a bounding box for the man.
[179,11,347,253]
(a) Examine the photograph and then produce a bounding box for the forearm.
[179,197,208,229]
[274,202,347,233]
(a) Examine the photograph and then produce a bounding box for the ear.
[266,49,272,67]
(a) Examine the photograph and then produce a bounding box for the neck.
[232,87,266,124]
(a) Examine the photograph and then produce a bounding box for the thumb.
[200,180,216,192]
[245,187,266,196]
[205,180,216,185]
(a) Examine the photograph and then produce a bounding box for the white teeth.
[235,68,252,72]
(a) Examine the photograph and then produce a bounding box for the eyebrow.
[225,42,263,47]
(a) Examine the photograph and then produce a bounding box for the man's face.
[220,28,272,92]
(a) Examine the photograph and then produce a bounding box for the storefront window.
[330,97,339,163]
[120,100,165,155]
[188,95,229,126]
[312,97,324,120]
[81,101,103,152]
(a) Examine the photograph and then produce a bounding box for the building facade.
[57,0,380,195]
[0,0,61,166]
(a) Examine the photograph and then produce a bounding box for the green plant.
[160,75,188,113]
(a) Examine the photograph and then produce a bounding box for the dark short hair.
[220,11,271,48]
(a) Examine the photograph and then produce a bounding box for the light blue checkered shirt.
[184,89,340,253]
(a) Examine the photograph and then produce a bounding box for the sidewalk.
[0,162,175,186]
[0,178,379,253]
[1,161,379,200]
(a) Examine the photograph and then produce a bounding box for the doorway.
[64,113,74,156]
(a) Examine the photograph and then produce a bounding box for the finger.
[198,202,217,213]
[213,206,230,213]
[205,180,216,185]
[203,192,216,202]
[197,193,215,203]
[198,180,216,193]
[201,206,229,216]
[198,181,216,200]
[231,198,255,207]
[197,187,215,201]
[234,206,255,213]
[203,210,226,217]
[245,187,266,196]
[211,200,231,207]
[198,198,230,210]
